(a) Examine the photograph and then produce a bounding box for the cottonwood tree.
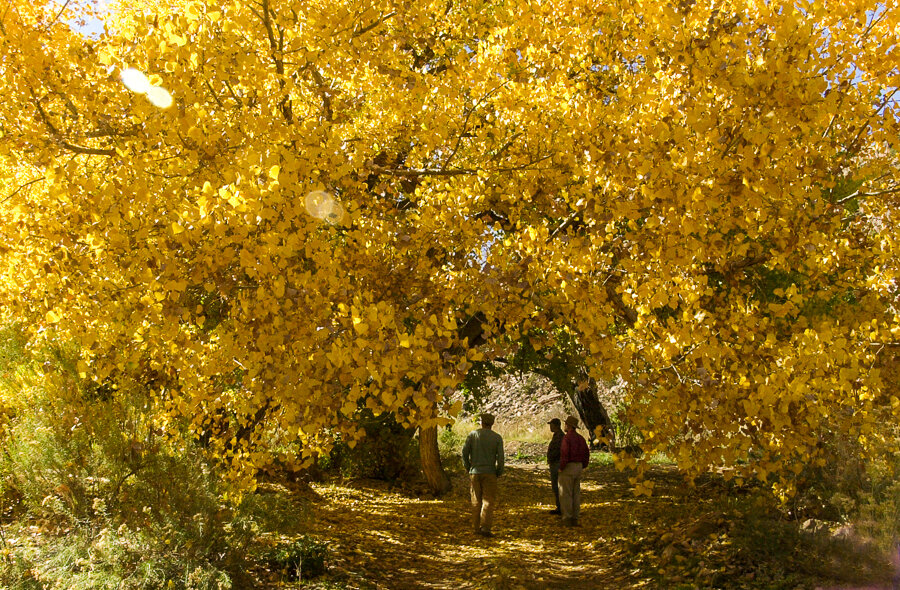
[1,0,898,494]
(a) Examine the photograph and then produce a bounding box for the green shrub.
[851,452,900,551]
[0,527,233,590]
[438,424,467,472]
[328,410,417,480]
[610,406,643,450]
[0,329,310,589]
[265,535,328,582]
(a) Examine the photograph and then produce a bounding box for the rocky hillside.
[458,372,578,437]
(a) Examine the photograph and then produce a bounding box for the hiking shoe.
[478,530,494,537]
[562,518,575,527]
[548,509,561,515]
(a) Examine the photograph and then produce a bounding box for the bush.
[0,330,310,589]
[1,527,233,590]
[852,454,900,551]
[437,423,467,472]
[265,535,328,582]
[327,410,417,480]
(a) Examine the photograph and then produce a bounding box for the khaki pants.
[559,463,583,521]
[470,473,497,533]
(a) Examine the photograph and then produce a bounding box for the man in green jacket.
[462,413,505,537]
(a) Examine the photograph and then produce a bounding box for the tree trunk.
[419,425,452,495]
[533,366,616,450]
[568,383,615,450]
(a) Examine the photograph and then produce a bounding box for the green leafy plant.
[266,535,328,582]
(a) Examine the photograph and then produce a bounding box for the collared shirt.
[560,429,590,470]
[547,430,564,464]
[462,428,505,476]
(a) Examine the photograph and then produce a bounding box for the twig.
[352,11,396,37]
[2,176,45,203]
[205,80,226,110]
[837,184,900,205]
[547,210,580,243]
[443,83,508,170]
[47,0,71,29]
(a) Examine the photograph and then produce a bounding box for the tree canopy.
[1,0,898,489]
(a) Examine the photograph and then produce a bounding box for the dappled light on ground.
[310,464,627,588]
[299,460,895,589]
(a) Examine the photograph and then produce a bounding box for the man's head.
[548,418,561,432]
[564,415,579,431]
[480,413,495,429]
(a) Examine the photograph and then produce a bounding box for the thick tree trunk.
[533,366,616,449]
[569,383,615,449]
[419,425,452,495]
[541,371,614,450]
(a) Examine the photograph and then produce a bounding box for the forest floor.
[261,445,897,590]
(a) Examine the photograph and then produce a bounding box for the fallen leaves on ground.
[284,459,895,589]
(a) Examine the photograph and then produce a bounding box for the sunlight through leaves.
[120,67,173,109]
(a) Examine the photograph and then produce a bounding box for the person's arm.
[462,434,472,472]
[495,435,505,477]
[560,435,570,470]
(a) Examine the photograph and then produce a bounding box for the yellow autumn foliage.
[0,0,898,484]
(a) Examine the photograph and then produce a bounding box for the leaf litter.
[281,456,895,589]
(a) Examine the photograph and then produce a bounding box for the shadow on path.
[309,462,702,589]
[303,459,895,590]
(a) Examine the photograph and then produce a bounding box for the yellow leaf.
[98,48,114,66]
[185,2,202,20]
[167,31,187,47]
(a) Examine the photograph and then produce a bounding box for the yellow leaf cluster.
[0,0,897,486]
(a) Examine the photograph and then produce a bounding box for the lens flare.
[146,86,174,109]
[324,202,345,225]
[305,190,331,218]
[121,68,150,93]
[121,68,174,109]
[304,190,344,225]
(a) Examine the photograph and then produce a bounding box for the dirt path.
[307,462,696,589]
[302,461,894,589]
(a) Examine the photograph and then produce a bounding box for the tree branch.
[2,177,45,203]
[605,282,637,327]
[205,80,226,110]
[303,65,333,122]
[30,89,116,156]
[367,153,555,178]
[837,183,900,205]
[547,210,580,243]
[260,0,292,123]
[352,11,396,37]
[367,162,476,177]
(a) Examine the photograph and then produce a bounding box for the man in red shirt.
[559,415,590,527]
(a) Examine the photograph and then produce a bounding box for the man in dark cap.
[462,413,505,537]
[546,418,564,515]
[559,415,590,527]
